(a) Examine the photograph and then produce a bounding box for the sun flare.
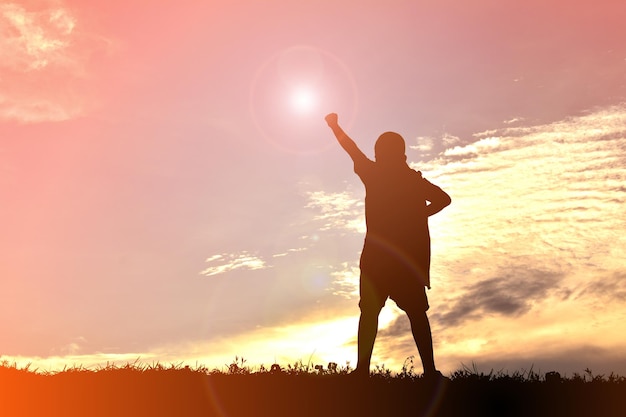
[290,86,317,113]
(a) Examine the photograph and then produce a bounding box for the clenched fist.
[325,113,338,127]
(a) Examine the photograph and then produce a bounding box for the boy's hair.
[375,131,406,163]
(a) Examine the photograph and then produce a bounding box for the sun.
[289,86,317,114]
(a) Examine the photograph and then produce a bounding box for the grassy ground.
[1,359,625,417]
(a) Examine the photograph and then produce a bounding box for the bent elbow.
[436,191,451,209]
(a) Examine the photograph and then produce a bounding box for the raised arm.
[325,113,368,164]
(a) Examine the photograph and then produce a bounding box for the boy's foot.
[348,367,370,378]
[423,370,450,384]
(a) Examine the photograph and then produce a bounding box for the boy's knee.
[358,299,384,317]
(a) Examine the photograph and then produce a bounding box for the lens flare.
[249,45,359,154]
[290,86,317,114]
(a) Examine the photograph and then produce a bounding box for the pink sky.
[1,0,626,375]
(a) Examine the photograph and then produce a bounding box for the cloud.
[409,133,465,161]
[305,190,365,233]
[443,136,502,158]
[433,269,566,327]
[54,336,89,356]
[0,3,75,71]
[329,261,359,299]
[373,268,566,364]
[200,251,269,277]
[503,117,524,125]
[0,93,84,123]
[0,2,112,122]
[375,313,414,354]
[441,132,462,148]
[272,247,308,258]
[422,106,626,268]
[574,271,626,306]
[201,241,316,279]
[410,136,435,153]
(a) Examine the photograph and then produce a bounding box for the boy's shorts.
[359,249,429,314]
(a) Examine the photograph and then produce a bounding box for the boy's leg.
[355,257,386,376]
[355,306,382,374]
[407,309,437,375]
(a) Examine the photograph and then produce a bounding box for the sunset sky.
[2,0,626,376]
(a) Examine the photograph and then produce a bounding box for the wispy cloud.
[329,261,359,299]
[443,136,502,158]
[409,133,464,160]
[305,190,365,233]
[272,247,308,258]
[201,252,269,277]
[0,2,112,122]
[503,117,524,125]
[574,271,626,306]
[441,132,462,148]
[410,136,435,153]
[0,3,75,71]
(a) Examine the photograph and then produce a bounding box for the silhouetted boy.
[325,113,451,379]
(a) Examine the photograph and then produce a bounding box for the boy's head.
[375,131,406,164]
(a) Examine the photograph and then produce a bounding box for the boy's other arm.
[325,113,368,164]
[425,182,451,217]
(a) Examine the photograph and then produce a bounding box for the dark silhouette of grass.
[1,358,625,417]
